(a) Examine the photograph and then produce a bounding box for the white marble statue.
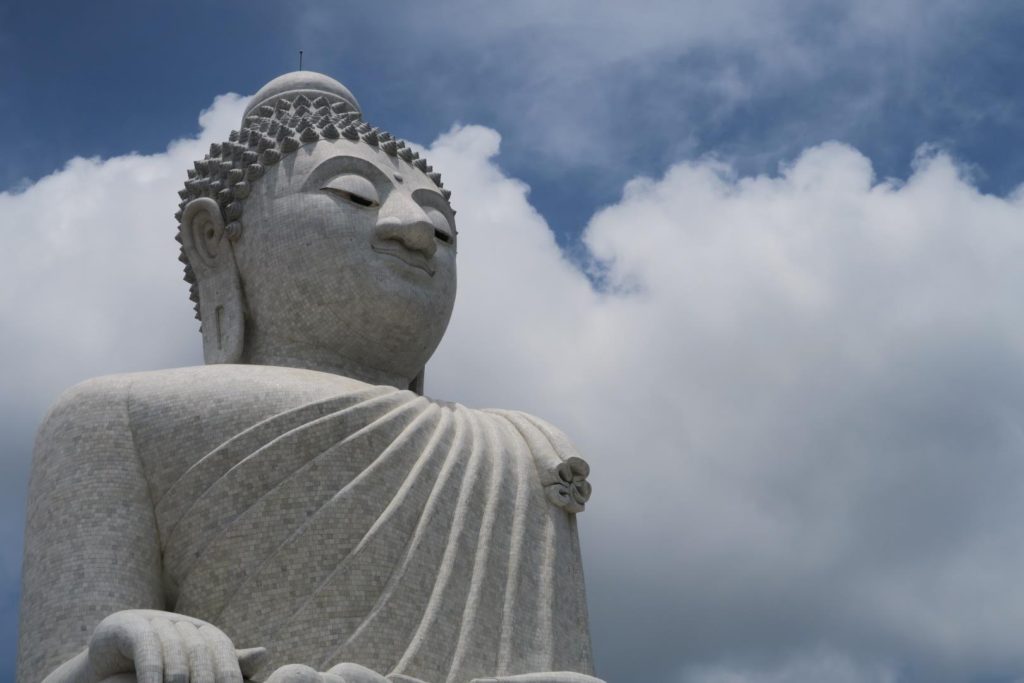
[16,72,600,683]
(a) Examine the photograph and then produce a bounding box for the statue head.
[175,72,457,392]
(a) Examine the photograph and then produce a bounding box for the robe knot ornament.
[545,457,591,514]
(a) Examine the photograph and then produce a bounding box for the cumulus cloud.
[298,0,988,177]
[1,92,247,393]
[0,93,247,582]
[429,130,1024,681]
[678,649,898,683]
[5,92,1024,683]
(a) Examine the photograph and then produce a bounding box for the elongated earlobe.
[180,197,245,364]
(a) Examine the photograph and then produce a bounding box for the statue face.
[231,138,457,386]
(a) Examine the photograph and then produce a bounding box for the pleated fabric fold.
[154,388,594,683]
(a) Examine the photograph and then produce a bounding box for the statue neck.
[241,332,414,391]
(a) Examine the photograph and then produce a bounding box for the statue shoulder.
[481,408,593,514]
[37,372,137,450]
[44,365,372,428]
[31,372,164,500]
[481,407,577,451]
[35,365,370,484]
[39,365,377,499]
[35,367,227,447]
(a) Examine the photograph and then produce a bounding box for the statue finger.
[90,612,161,683]
[235,647,268,679]
[151,617,188,683]
[327,662,389,682]
[174,621,215,683]
[264,663,323,682]
[198,624,242,683]
[127,620,163,683]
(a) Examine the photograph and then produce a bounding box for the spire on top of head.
[243,71,362,126]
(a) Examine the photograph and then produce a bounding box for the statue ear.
[180,197,245,364]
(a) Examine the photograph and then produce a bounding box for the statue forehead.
[276,138,442,195]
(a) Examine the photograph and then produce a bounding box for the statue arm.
[16,377,164,683]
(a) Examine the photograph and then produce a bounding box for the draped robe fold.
[151,385,594,683]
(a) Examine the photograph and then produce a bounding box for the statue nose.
[374,194,437,258]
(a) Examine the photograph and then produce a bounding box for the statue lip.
[371,242,435,276]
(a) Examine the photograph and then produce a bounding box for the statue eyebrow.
[301,155,391,192]
[412,187,456,222]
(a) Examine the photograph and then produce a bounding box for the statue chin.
[16,69,601,683]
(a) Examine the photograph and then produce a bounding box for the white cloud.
[427,128,1024,681]
[0,93,246,415]
[299,0,982,172]
[0,94,247,584]
[678,649,898,683]
[6,93,1024,682]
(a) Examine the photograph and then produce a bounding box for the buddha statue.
[15,72,600,683]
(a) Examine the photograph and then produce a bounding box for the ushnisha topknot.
[175,72,452,321]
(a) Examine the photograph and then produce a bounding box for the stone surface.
[244,71,362,121]
[17,72,600,683]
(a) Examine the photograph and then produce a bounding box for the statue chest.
[150,389,593,681]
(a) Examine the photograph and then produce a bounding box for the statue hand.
[87,609,266,683]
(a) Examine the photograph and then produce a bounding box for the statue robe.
[152,384,594,682]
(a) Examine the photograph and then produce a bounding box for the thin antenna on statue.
[299,50,304,70]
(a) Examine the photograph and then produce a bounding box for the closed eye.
[423,205,454,246]
[321,174,381,208]
[326,188,378,208]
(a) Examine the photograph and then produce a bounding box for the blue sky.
[5,2,1024,682]
[5,1,1024,242]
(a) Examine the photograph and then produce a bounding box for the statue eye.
[425,207,454,245]
[322,174,380,208]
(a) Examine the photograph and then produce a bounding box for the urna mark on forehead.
[175,70,452,320]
